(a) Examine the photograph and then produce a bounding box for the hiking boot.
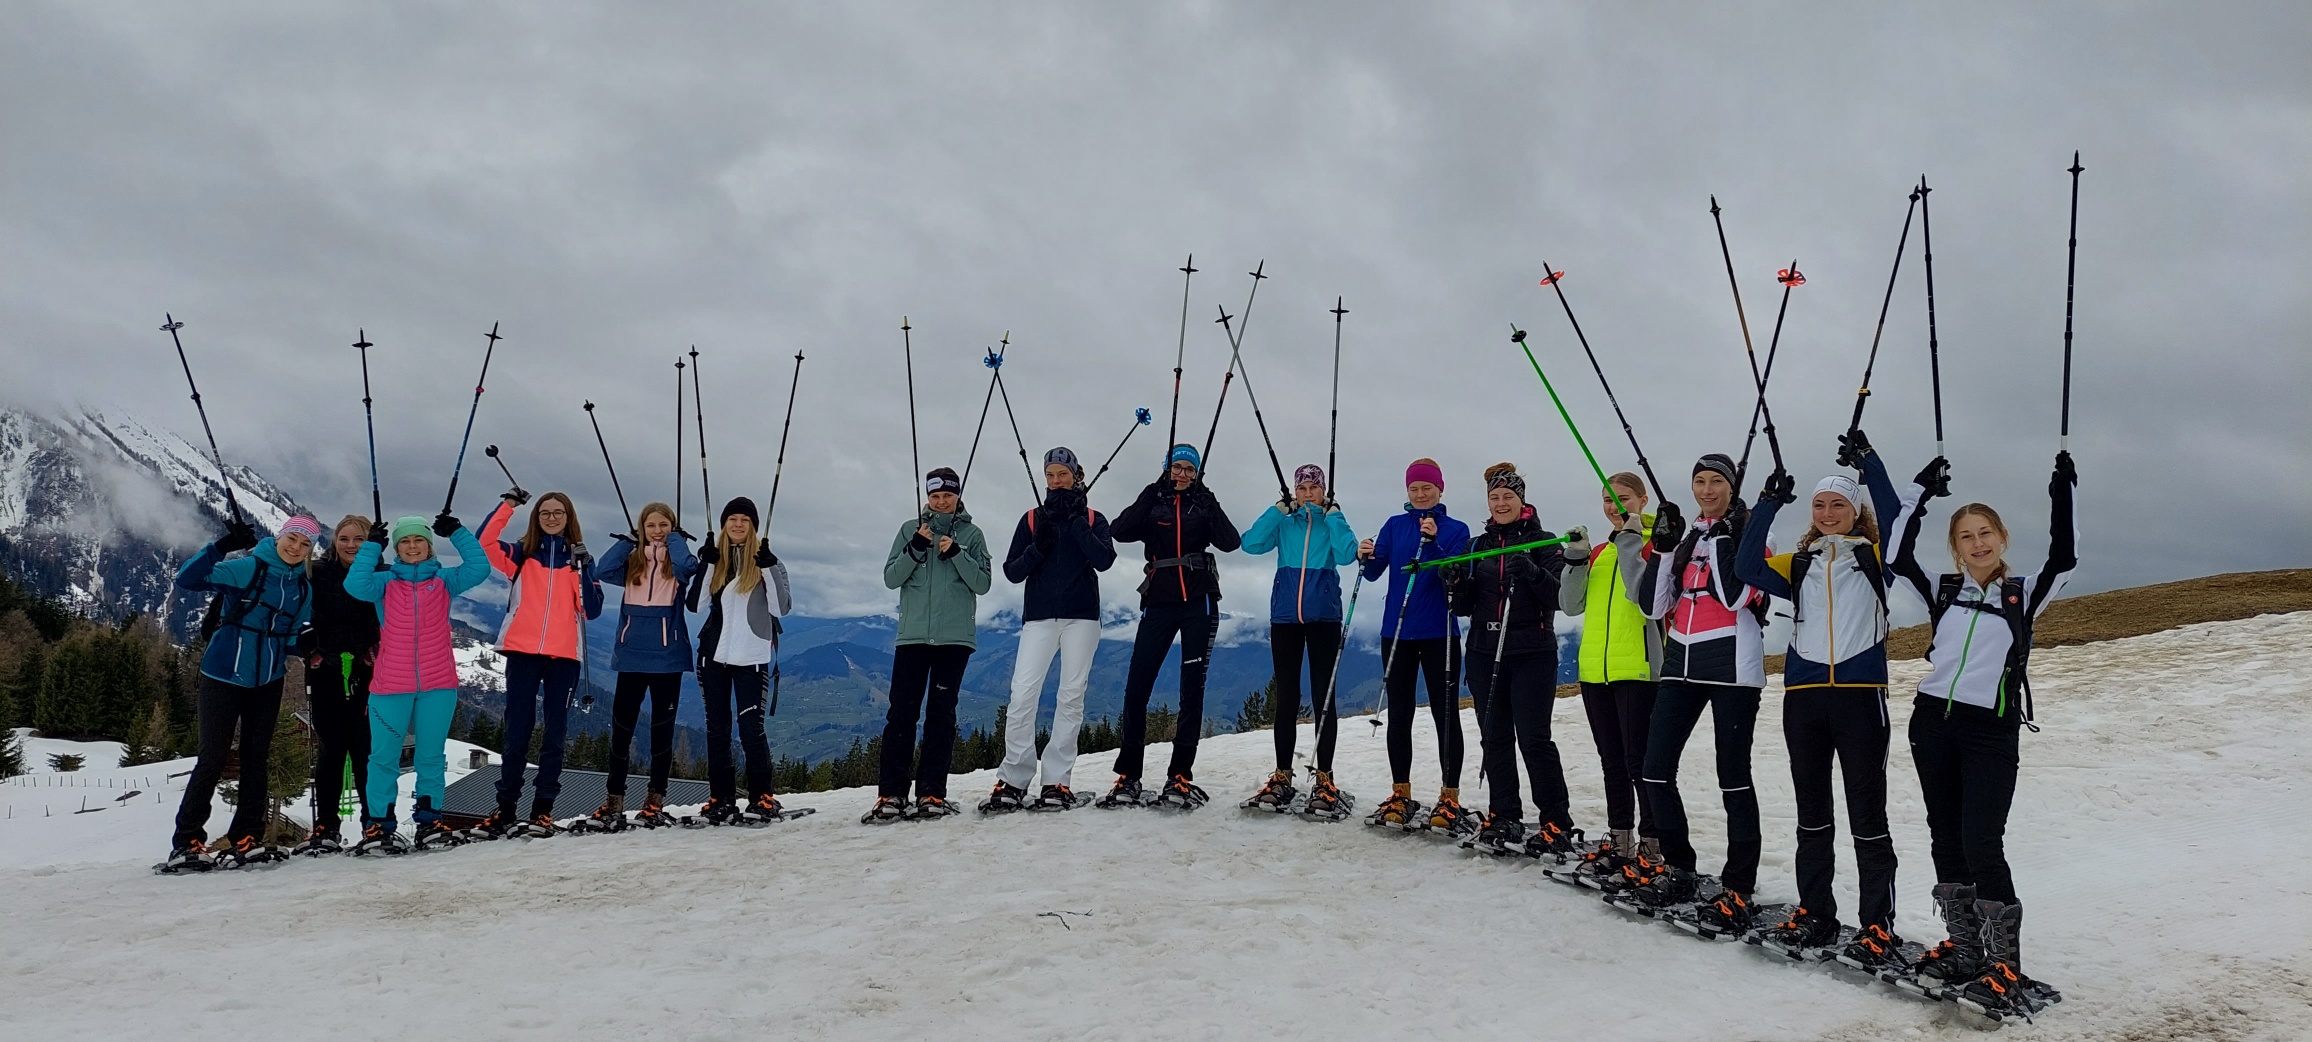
[521,810,560,837]
[1693,889,1758,936]
[413,817,464,850]
[1157,775,1209,809]
[1425,791,1474,834]
[908,795,961,819]
[981,780,1029,813]
[1095,775,1146,808]
[1629,866,1700,909]
[860,796,909,824]
[1476,812,1527,849]
[353,821,410,856]
[1837,923,1909,972]
[292,824,342,856]
[1368,783,1421,826]
[1911,883,1985,989]
[162,838,214,873]
[1597,853,1665,896]
[1249,769,1296,808]
[1304,770,1346,816]
[466,806,516,840]
[696,797,744,825]
[1958,900,2060,1019]
[1758,907,1842,952]
[1031,784,1079,810]
[633,791,674,828]
[748,792,787,820]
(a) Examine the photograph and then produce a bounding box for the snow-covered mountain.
[0,406,306,633]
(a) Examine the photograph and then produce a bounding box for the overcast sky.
[5,2,2305,626]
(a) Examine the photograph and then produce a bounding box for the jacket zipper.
[1944,600,1985,717]
[1174,495,1187,599]
[1295,508,1311,623]
[1824,541,1838,687]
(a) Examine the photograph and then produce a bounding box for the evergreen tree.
[1237,677,1277,732]
[264,705,313,843]
[466,712,505,755]
[120,701,170,766]
[1146,705,1178,744]
[0,725,22,779]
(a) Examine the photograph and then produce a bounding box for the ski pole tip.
[2069,151,2084,175]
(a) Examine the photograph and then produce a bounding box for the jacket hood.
[387,555,444,582]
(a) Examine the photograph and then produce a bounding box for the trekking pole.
[353,329,382,522]
[1165,255,1196,462]
[2060,151,2084,450]
[1847,188,1922,436]
[765,350,805,536]
[582,401,636,534]
[1476,577,1515,781]
[1082,408,1154,493]
[483,445,523,497]
[962,332,1011,491]
[689,346,712,533]
[442,323,503,517]
[1327,297,1346,505]
[674,355,686,531]
[1409,533,1575,572]
[988,346,1043,505]
[1199,261,1267,466]
[1736,262,1803,481]
[902,317,922,513]
[1508,326,1629,517]
[1370,532,1434,732]
[1309,562,1362,767]
[1214,301,1292,501]
[1918,177,1946,458]
[1707,199,1776,492]
[1535,266,1662,509]
[159,315,245,525]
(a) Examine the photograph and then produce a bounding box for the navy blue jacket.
[1003,491,1117,622]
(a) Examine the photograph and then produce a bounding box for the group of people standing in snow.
[158,408,2075,1021]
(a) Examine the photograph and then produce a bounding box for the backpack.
[1784,537,1888,625]
[1931,573,2038,729]
[1668,525,1770,626]
[200,559,274,641]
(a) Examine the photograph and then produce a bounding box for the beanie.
[277,515,323,544]
[1044,447,1083,480]
[1294,463,1325,489]
[1693,454,1738,487]
[1812,474,1861,508]
[1405,459,1445,492]
[721,496,760,528]
[389,515,434,550]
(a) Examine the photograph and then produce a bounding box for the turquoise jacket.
[178,537,313,687]
[1241,502,1359,623]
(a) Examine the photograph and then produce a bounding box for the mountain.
[0,406,306,634]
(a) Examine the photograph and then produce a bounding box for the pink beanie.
[277,515,323,543]
[1404,460,1445,491]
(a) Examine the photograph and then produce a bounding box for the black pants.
[495,651,580,815]
[306,653,372,829]
[1381,636,1462,786]
[1908,693,2022,903]
[699,659,775,803]
[1788,688,1898,928]
[173,675,284,846]
[608,671,681,798]
[1467,649,1573,827]
[1270,621,1343,772]
[1579,680,1656,836]
[1115,597,1219,782]
[881,643,974,798]
[1643,680,1762,895]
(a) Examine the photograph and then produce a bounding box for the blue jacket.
[178,537,313,687]
[1358,504,1470,641]
[596,534,701,673]
[1003,494,1118,623]
[1242,502,1359,624]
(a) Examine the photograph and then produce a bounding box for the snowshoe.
[1677,889,1769,941]
[680,797,745,828]
[1240,770,1298,812]
[215,834,288,868]
[155,839,215,875]
[1955,900,2059,1022]
[1364,789,1423,830]
[291,825,343,857]
[1421,793,1476,838]
[461,808,516,842]
[1895,883,1985,999]
[1609,865,1699,918]
[1465,813,1528,855]
[413,818,465,851]
[860,796,910,825]
[1297,771,1354,821]
[1593,852,1662,897]
[351,822,411,857]
[743,793,815,824]
[979,780,1030,815]
[1754,907,1849,961]
[1522,822,1581,862]
[632,793,677,829]
[1835,923,1919,974]
[569,796,628,835]
[1028,784,1092,811]
[904,795,962,820]
[1543,834,1628,888]
[1094,776,1149,809]
[509,811,561,838]
[1150,775,1209,811]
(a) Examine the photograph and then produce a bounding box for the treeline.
[0,572,205,778]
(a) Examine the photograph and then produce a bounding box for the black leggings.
[1787,688,1898,928]
[1642,680,1762,895]
[306,653,372,829]
[1579,680,1656,836]
[881,643,974,799]
[1115,598,1219,782]
[608,671,682,797]
[699,659,774,803]
[1270,621,1343,772]
[1381,636,1462,787]
[174,675,284,846]
[1467,650,1572,827]
[1908,693,2022,903]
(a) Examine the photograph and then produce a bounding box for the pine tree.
[466,712,504,754]
[265,705,313,843]
[120,701,170,766]
[0,725,22,779]
[1237,677,1277,732]
[1146,705,1178,744]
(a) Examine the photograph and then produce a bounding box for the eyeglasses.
[537,508,568,519]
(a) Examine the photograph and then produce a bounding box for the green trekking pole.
[1510,325,1628,518]
[1410,533,1578,573]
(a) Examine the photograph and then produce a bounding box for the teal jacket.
[178,537,313,687]
[1241,502,1359,623]
[883,509,993,647]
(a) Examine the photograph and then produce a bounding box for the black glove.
[1140,479,1169,504]
[1762,469,1797,505]
[571,541,592,570]
[2053,450,2077,492]
[938,537,962,560]
[1725,498,1750,543]
[1188,481,1220,512]
[1650,501,1686,553]
[367,522,390,546]
[217,520,258,554]
[908,529,933,554]
[695,539,721,567]
[502,486,531,506]
[1914,457,1952,500]
[754,544,779,569]
[1836,427,1873,469]
[433,512,460,537]
[1505,549,1542,583]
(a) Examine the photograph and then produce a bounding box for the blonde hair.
[1606,471,1649,502]
[1946,503,2011,582]
[1799,503,1880,554]
[711,522,763,597]
[626,502,676,587]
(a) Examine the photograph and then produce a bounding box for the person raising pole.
[1556,472,1661,875]
[866,468,993,822]
[1238,463,1358,814]
[1357,458,1472,832]
[579,501,700,832]
[987,449,1117,813]
[1098,444,1241,810]
[291,515,384,856]
[690,496,793,825]
[470,488,602,838]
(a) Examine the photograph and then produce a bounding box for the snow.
[4,614,2310,1041]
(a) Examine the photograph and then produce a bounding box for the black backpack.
[1784,538,1888,625]
[1930,573,2038,729]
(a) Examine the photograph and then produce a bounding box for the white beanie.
[1812,474,1861,507]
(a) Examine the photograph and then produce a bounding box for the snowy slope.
[3,614,2308,1041]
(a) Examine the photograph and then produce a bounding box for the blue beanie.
[1169,444,1201,470]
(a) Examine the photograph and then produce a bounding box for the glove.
[1044,486,1084,515]
[367,521,390,546]
[502,486,531,506]
[1913,457,1952,500]
[1505,549,1542,583]
[908,529,933,554]
[754,544,779,569]
[695,539,721,567]
[433,512,460,537]
[938,538,962,560]
[2053,450,2077,490]
[571,541,592,570]
[1649,501,1686,553]
[217,520,258,554]
[1725,498,1750,543]
[1762,469,1797,505]
[1186,481,1219,511]
[1836,427,1873,469]
[1561,527,1591,562]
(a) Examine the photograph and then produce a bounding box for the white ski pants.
[999,618,1101,790]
